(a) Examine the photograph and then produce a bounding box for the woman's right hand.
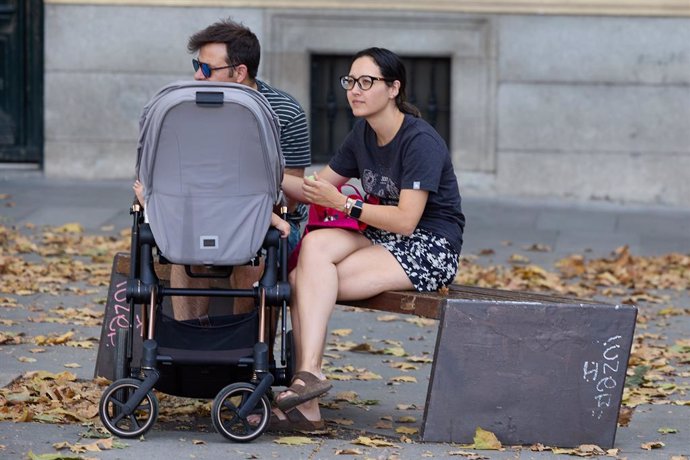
[302,172,346,210]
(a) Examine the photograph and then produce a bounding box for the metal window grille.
[310,54,451,164]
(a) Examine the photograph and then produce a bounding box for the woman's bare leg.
[280,229,413,421]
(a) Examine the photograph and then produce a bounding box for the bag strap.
[339,183,363,199]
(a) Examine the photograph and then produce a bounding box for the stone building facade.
[40,1,690,205]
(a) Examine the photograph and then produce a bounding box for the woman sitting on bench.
[274,47,466,430]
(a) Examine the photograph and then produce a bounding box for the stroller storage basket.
[153,310,260,398]
[155,310,259,351]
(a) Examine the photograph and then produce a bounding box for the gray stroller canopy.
[136,81,284,266]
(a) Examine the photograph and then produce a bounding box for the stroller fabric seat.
[136,81,284,265]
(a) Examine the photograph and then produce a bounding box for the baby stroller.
[98,81,293,442]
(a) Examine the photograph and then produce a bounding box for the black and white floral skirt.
[363,226,460,292]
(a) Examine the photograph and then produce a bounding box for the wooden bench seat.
[350,284,603,319]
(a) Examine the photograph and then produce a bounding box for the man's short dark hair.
[187,18,260,79]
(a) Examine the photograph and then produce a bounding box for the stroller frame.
[98,202,293,442]
[98,81,293,442]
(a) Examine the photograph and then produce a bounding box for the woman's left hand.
[302,172,345,209]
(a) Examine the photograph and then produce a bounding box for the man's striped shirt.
[257,79,311,169]
[257,79,311,224]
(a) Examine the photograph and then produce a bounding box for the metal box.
[422,293,636,448]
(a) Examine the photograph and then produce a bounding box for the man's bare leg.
[170,264,211,320]
[229,263,263,314]
[230,261,282,355]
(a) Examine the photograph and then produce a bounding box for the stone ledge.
[44,0,690,17]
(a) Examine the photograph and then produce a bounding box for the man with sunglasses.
[171,18,311,320]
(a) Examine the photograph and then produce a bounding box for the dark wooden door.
[0,0,42,164]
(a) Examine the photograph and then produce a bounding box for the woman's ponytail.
[397,99,421,118]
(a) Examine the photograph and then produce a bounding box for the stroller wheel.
[99,378,159,438]
[212,382,271,442]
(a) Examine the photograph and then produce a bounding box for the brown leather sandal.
[266,407,325,432]
[276,371,332,411]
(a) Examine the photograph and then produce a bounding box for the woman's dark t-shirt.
[329,114,465,252]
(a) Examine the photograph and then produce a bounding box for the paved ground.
[1,171,689,459]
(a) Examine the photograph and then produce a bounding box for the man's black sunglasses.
[192,58,238,78]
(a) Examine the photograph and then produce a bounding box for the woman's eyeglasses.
[340,75,393,91]
[192,59,237,78]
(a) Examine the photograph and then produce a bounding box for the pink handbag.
[288,184,371,271]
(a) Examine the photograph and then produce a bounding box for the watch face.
[350,200,363,219]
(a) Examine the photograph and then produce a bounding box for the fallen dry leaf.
[523,243,552,252]
[53,223,84,234]
[65,340,95,349]
[335,448,363,455]
[53,437,125,453]
[390,362,418,371]
[396,404,418,410]
[381,347,407,357]
[28,451,83,459]
[395,426,418,435]
[334,391,359,402]
[658,427,678,434]
[376,315,400,322]
[274,436,318,445]
[34,331,75,346]
[374,419,393,429]
[0,331,24,345]
[351,436,396,448]
[405,317,437,328]
[355,371,382,381]
[641,440,665,450]
[472,427,502,450]
[576,444,606,456]
[448,450,489,459]
[508,253,530,264]
[331,328,352,336]
[329,418,354,426]
[342,342,370,352]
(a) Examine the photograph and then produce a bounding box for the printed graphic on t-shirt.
[362,168,400,201]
